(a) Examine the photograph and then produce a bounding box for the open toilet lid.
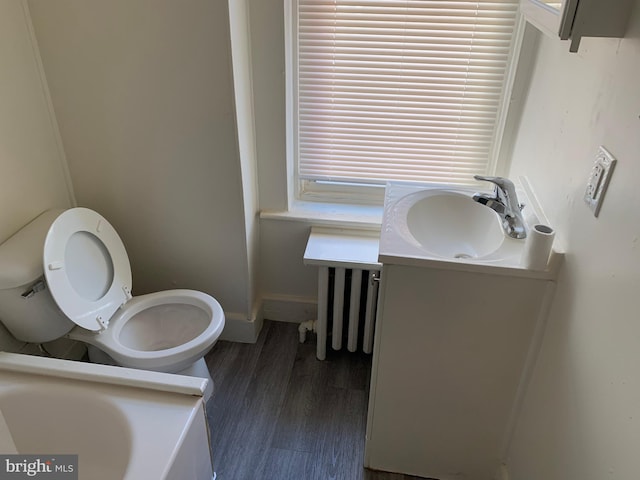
[43,207,132,331]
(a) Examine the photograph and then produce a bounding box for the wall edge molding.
[220,307,264,344]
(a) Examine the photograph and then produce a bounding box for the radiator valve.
[298,320,317,343]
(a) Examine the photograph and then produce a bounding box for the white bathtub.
[0,352,213,480]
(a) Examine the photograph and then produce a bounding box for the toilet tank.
[0,210,74,343]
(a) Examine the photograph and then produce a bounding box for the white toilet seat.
[44,207,225,374]
[43,207,132,331]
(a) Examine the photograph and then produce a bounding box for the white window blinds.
[294,0,519,186]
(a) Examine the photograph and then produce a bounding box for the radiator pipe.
[298,320,316,344]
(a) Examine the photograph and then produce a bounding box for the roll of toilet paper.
[522,224,555,270]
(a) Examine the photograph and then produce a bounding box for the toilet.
[0,208,225,400]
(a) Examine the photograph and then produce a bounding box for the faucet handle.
[473,175,515,191]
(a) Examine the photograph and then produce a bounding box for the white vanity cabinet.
[520,0,634,52]
[364,263,555,479]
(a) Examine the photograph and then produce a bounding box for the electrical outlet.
[584,146,617,217]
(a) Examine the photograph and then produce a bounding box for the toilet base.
[87,346,214,401]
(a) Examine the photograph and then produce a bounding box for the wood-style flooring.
[204,320,425,480]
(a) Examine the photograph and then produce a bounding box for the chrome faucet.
[472,175,527,239]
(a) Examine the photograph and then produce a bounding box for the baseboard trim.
[220,309,264,344]
[262,295,317,323]
[221,296,318,343]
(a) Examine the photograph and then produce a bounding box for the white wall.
[26,0,253,324]
[0,1,74,243]
[0,0,74,352]
[505,2,640,478]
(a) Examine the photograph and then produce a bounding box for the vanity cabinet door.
[364,264,549,479]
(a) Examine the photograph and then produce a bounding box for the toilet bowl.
[0,208,225,399]
[67,290,223,374]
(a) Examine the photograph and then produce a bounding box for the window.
[289,0,520,202]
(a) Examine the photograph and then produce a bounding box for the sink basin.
[404,190,504,259]
[379,182,561,278]
[379,183,536,270]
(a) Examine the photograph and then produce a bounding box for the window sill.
[260,200,382,230]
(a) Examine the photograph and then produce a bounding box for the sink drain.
[453,253,473,259]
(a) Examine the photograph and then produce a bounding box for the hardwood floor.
[204,320,425,480]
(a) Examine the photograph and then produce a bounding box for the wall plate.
[584,146,617,217]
